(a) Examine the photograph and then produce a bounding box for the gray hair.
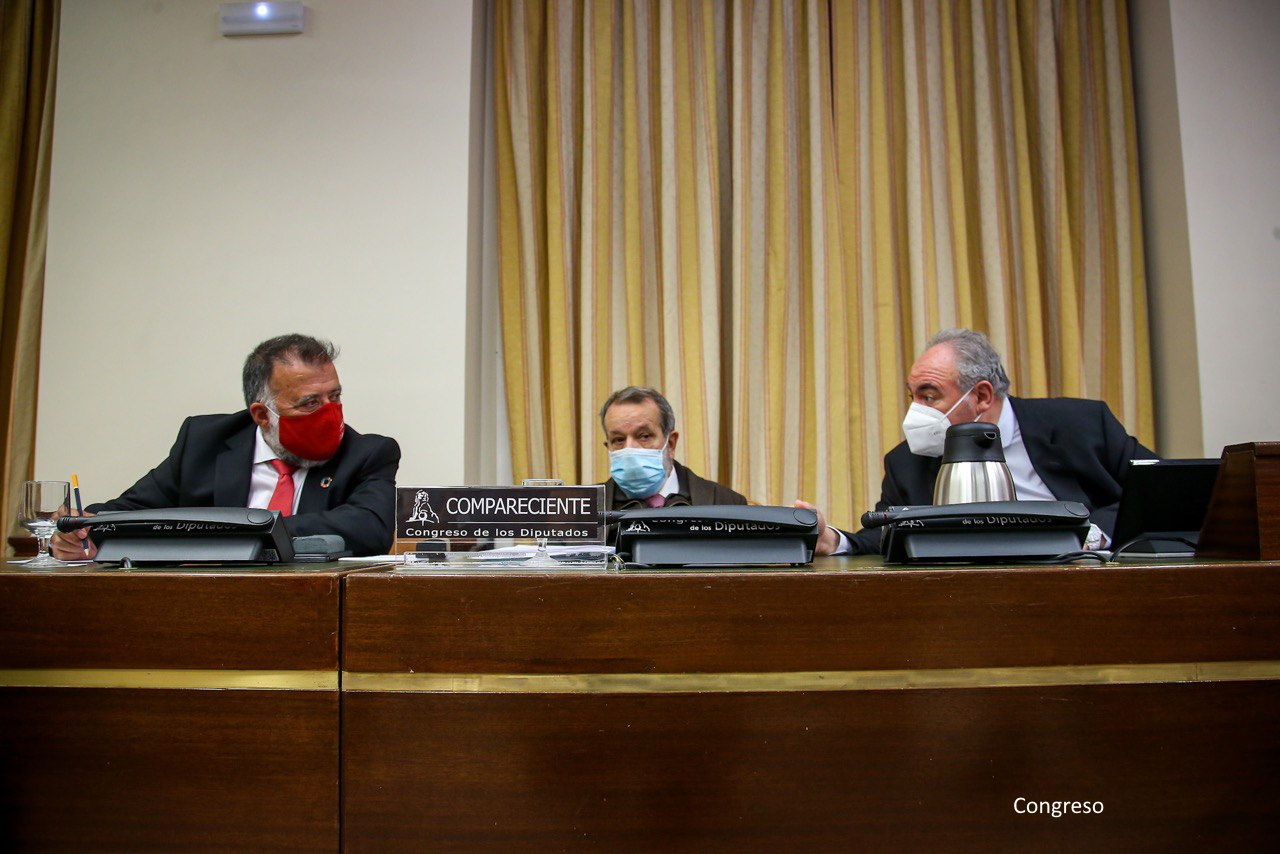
[241,334,338,407]
[599,386,677,438]
[927,328,1011,397]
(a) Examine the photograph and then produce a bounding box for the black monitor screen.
[1110,459,1220,554]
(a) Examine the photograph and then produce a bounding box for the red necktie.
[267,459,298,516]
[646,493,666,508]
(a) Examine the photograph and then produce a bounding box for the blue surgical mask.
[610,447,668,498]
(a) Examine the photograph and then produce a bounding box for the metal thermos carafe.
[932,422,1017,505]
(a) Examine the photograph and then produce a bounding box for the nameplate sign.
[396,486,603,542]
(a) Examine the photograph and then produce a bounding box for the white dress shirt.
[656,465,681,501]
[996,398,1056,501]
[247,428,308,514]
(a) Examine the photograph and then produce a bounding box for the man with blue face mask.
[819,328,1157,555]
[600,386,747,511]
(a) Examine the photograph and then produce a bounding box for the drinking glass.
[19,480,71,569]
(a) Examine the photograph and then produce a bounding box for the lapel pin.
[320,476,334,489]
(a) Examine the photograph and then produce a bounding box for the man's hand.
[793,499,839,556]
[51,511,97,561]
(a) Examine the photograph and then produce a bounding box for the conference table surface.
[3,555,1278,851]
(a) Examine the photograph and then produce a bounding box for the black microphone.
[57,515,96,532]
[859,510,899,529]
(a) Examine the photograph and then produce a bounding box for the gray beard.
[262,422,326,469]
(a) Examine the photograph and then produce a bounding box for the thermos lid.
[941,422,1006,463]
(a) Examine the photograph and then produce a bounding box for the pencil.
[71,474,91,557]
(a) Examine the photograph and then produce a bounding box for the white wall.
[1132,0,1201,457]
[1136,0,1280,456]
[36,0,475,499]
[1167,0,1280,454]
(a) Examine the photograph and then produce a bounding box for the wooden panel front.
[1,687,338,851]
[1,565,352,852]
[342,683,1280,851]
[0,569,343,670]
[341,561,1280,849]
[343,560,1280,673]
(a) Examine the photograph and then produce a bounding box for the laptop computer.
[1109,458,1221,557]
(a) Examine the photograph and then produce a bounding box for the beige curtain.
[1,0,59,548]
[494,0,1152,525]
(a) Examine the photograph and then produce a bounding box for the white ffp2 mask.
[901,386,975,457]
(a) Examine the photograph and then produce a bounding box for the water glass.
[19,480,71,569]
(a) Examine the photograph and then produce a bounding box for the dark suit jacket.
[606,459,748,510]
[846,396,1157,555]
[88,411,401,556]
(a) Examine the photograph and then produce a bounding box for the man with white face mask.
[820,328,1156,555]
[600,386,747,511]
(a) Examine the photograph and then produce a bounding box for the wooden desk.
[341,558,1280,851]
[0,562,375,852]
[5,558,1278,850]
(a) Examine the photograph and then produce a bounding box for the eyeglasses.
[272,390,342,416]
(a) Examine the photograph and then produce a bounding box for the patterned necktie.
[267,459,298,516]
[645,493,666,508]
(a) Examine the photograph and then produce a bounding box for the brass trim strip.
[0,669,339,691]
[9,661,1277,694]
[341,660,1280,694]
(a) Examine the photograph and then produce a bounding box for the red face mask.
[277,402,345,461]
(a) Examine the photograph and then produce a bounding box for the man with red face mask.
[50,334,400,558]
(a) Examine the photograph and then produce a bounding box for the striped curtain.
[1,0,59,546]
[493,0,1152,525]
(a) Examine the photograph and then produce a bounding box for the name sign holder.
[394,484,612,571]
